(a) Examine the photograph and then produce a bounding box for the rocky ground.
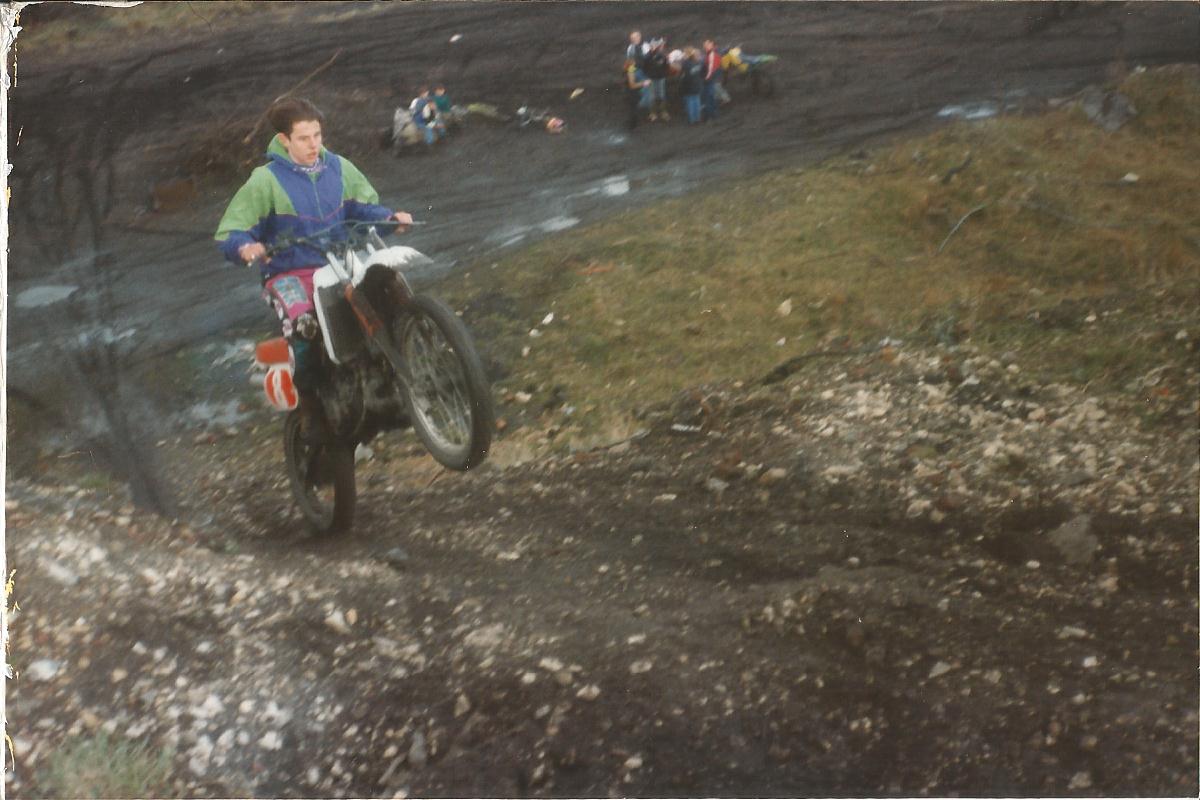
[8,339,1197,797]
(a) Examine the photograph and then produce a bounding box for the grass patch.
[445,67,1199,447]
[38,731,173,799]
[14,1,306,55]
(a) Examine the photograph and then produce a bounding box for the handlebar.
[245,219,424,268]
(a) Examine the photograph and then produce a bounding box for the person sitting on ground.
[643,37,672,122]
[409,87,445,146]
[679,46,705,125]
[214,97,413,440]
[432,84,465,129]
[433,85,453,115]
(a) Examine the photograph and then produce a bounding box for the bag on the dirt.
[392,108,421,148]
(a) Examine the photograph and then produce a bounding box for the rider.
[214,97,413,440]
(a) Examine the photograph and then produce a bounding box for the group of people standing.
[623,31,724,129]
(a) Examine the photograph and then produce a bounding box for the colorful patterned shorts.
[262,268,319,338]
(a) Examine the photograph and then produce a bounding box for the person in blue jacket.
[214,97,413,439]
[410,87,445,146]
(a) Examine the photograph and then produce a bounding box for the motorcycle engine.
[319,362,365,440]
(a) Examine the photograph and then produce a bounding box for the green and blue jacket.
[215,137,394,278]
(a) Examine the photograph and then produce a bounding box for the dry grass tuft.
[39,732,174,799]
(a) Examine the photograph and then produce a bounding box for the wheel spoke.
[401,312,475,453]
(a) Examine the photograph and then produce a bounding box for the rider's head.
[630,30,641,45]
[269,97,325,167]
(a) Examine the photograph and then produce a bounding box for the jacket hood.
[265,135,329,169]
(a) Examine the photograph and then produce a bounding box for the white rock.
[542,312,555,326]
[776,298,793,317]
[464,623,505,650]
[624,754,644,770]
[1057,626,1089,640]
[759,467,788,485]
[652,494,677,503]
[325,610,352,635]
[264,701,293,726]
[630,659,653,674]
[192,693,224,719]
[25,659,62,682]
[906,499,932,518]
[454,694,472,717]
[1082,656,1099,669]
[705,477,729,496]
[354,444,374,463]
[514,391,533,404]
[538,656,565,672]
[576,684,601,701]
[259,731,283,750]
[42,559,80,587]
[928,661,954,679]
[1069,771,1093,790]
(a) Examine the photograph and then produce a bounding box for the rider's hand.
[392,210,414,234]
[239,242,268,265]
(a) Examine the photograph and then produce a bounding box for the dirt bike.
[251,221,494,535]
[722,47,779,99]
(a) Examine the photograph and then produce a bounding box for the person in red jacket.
[701,39,722,122]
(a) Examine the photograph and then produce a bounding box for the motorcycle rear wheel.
[751,70,775,98]
[284,411,356,535]
[395,294,494,471]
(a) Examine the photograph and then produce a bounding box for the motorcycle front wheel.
[751,70,775,98]
[283,411,356,535]
[395,294,494,471]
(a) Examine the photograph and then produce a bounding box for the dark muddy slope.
[9,2,1196,345]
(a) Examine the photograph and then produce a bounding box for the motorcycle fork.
[343,277,411,382]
